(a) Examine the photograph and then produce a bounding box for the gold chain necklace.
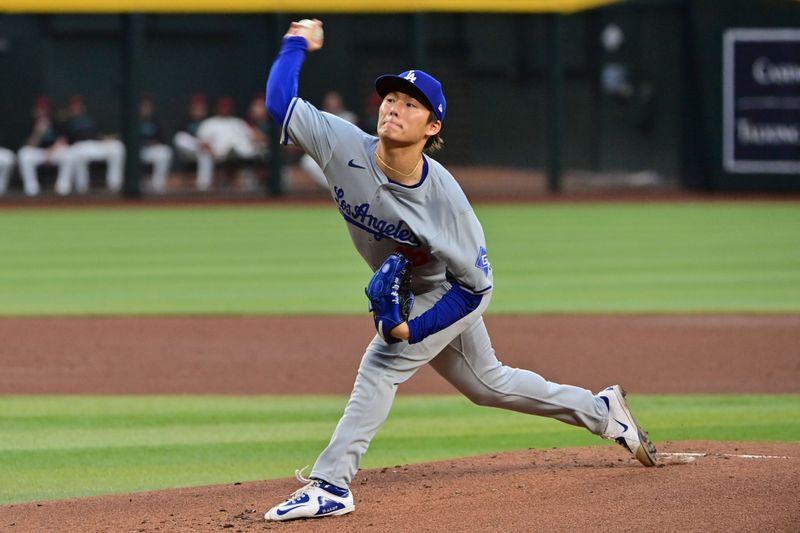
[375,151,422,178]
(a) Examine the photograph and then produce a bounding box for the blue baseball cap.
[375,70,446,123]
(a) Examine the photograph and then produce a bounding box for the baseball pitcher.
[263,18,657,522]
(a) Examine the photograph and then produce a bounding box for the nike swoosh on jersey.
[348,159,366,169]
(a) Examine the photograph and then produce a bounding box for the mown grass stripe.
[1,203,798,315]
[1,394,798,504]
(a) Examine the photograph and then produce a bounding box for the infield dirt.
[1,314,799,532]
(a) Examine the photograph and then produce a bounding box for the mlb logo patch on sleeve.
[475,246,491,277]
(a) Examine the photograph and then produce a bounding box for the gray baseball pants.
[310,283,610,488]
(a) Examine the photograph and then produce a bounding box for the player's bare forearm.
[389,322,410,341]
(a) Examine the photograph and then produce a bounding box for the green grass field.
[2,394,799,504]
[1,201,798,504]
[0,202,798,314]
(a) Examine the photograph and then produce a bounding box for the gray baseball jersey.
[282,97,493,297]
[280,96,608,489]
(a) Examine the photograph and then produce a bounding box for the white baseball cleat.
[598,385,658,467]
[264,467,355,521]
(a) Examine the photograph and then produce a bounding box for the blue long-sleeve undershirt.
[266,36,308,125]
[407,282,483,344]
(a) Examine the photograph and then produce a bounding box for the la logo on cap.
[404,71,417,83]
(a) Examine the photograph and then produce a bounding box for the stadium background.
[1,0,798,197]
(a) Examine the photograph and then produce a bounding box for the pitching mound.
[2,441,798,532]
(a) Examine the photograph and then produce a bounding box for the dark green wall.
[0,15,276,147]
[0,17,45,148]
[0,9,684,177]
[0,2,796,190]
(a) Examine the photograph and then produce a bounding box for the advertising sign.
[723,29,800,174]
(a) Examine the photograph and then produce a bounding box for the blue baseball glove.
[365,252,414,343]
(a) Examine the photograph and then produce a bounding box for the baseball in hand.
[298,19,324,45]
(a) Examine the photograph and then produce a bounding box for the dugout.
[0,0,798,196]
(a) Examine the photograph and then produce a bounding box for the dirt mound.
[2,441,798,532]
[2,315,798,395]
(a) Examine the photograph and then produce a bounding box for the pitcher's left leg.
[309,336,421,488]
[308,285,490,488]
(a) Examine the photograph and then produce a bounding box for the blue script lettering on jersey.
[334,186,420,246]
